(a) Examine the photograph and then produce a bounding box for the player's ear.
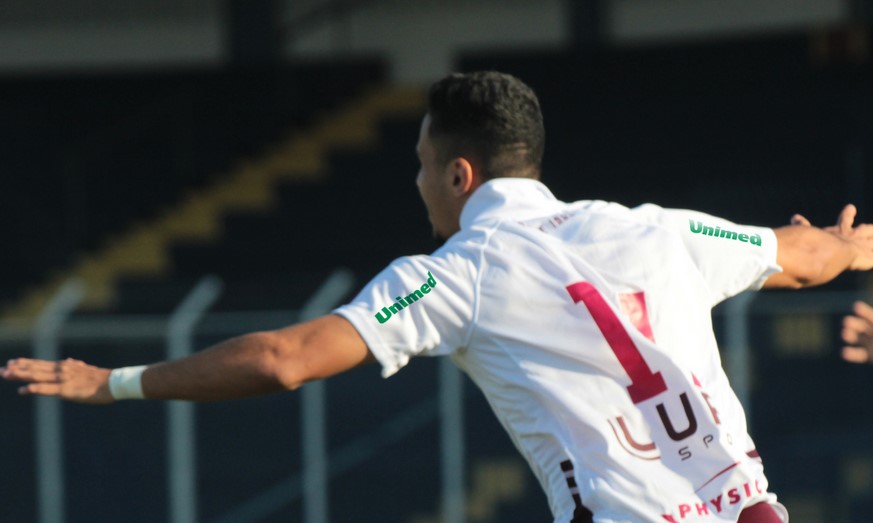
[448,157,475,196]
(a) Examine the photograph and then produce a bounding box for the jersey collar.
[459,178,560,230]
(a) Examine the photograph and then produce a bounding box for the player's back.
[452,196,772,522]
[338,178,780,521]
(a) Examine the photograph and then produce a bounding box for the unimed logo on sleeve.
[374,272,438,324]
[689,220,762,246]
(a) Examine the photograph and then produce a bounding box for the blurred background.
[1,0,873,522]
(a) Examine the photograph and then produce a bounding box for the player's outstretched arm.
[842,300,873,365]
[0,314,374,404]
[764,204,873,289]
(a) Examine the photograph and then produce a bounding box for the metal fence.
[2,282,872,523]
[0,270,464,523]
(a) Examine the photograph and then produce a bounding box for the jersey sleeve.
[333,250,477,378]
[633,204,782,305]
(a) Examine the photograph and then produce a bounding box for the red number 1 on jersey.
[566,282,667,404]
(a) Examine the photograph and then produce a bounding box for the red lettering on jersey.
[728,488,741,504]
[608,417,661,460]
[616,416,657,451]
[678,504,692,517]
[537,212,575,232]
[667,477,768,520]
[699,390,721,425]
[567,282,667,403]
[691,372,721,424]
[701,392,721,424]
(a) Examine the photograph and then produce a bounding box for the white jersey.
[335,178,783,522]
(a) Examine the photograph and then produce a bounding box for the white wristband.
[108,365,148,400]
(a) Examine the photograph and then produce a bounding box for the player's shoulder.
[566,199,664,223]
[384,236,483,279]
[575,200,671,232]
[599,201,667,221]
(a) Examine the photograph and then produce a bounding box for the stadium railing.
[2,278,873,522]
[0,271,463,523]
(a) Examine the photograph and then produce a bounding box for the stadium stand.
[0,58,387,316]
[3,29,873,522]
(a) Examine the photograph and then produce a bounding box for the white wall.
[285,0,569,84]
[0,0,851,79]
[0,0,223,71]
[285,0,849,82]
[608,0,847,44]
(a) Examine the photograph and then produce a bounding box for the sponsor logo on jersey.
[688,220,762,246]
[374,271,438,324]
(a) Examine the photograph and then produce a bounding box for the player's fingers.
[853,301,873,322]
[841,328,873,348]
[841,317,868,344]
[2,358,62,383]
[843,313,873,333]
[852,223,873,238]
[18,382,62,397]
[842,346,871,364]
[5,358,57,372]
[790,214,811,226]
[838,204,857,236]
[6,358,111,403]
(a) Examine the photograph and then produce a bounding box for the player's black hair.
[427,71,545,180]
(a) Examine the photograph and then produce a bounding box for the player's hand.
[842,301,873,365]
[1,357,114,404]
[791,204,873,271]
[791,203,861,232]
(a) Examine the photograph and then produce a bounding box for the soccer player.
[5,71,873,522]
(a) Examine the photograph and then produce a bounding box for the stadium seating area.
[0,59,386,307]
[2,29,873,522]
